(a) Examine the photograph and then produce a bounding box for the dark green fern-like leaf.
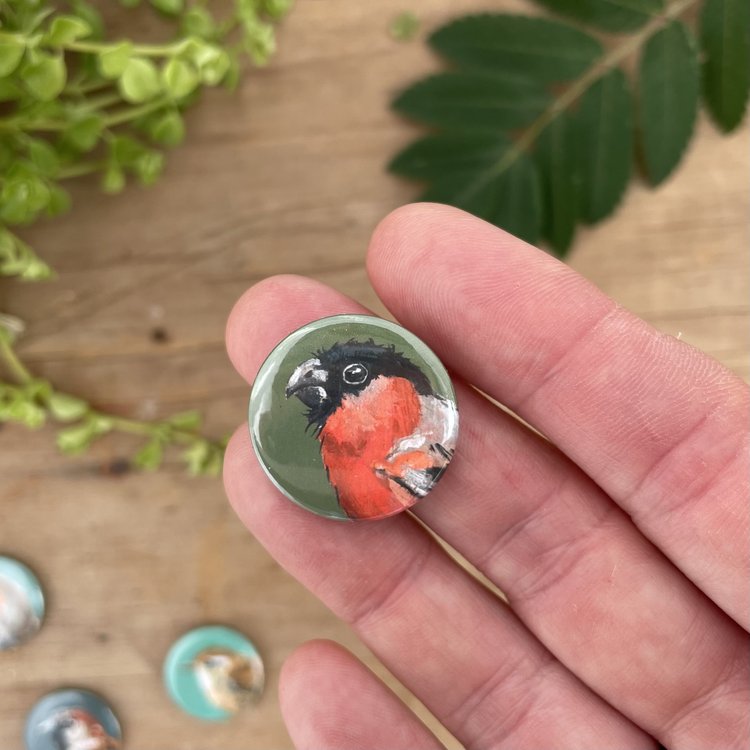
[700,0,750,131]
[577,68,632,224]
[389,132,511,181]
[422,153,542,245]
[535,114,580,255]
[429,14,603,83]
[392,71,548,132]
[388,5,747,258]
[638,21,699,185]
[533,0,664,32]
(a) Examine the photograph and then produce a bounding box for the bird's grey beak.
[285,358,328,407]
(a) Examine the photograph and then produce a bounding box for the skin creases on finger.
[224,427,653,750]
[226,273,749,750]
[366,203,750,633]
[225,276,655,750]
[279,640,445,750]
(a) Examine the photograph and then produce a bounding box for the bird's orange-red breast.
[320,376,423,518]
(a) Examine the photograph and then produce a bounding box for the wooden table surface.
[1,1,748,748]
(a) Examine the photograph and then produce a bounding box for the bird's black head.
[285,339,433,431]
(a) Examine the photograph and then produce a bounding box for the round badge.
[0,556,45,651]
[163,625,265,722]
[24,688,122,750]
[249,314,458,521]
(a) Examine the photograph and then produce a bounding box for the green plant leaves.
[418,141,542,245]
[535,114,580,255]
[393,72,549,132]
[577,68,632,223]
[700,0,750,132]
[21,53,66,101]
[534,0,664,32]
[0,33,26,77]
[118,57,161,102]
[45,14,92,45]
[389,132,511,180]
[389,4,748,257]
[429,14,603,83]
[162,57,199,98]
[638,21,699,185]
[98,41,133,78]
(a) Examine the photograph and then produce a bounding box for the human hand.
[224,204,749,750]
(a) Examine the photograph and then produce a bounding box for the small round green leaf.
[180,7,217,39]
[22,53,67,101]
[162,57,199,98]
[69,0,105,39]
[134,439,164,471]
[390,12,420,42]
[45,15,92,45]
[46,185,72,218]
[97,41,133,79]
[61,113,104,152]
[0,33,26,77]
[28,138,60,176]
[262,0,294,19]
[148,110,185,146]
[150,0,184,15]
[133,151,164,185]
[102,163,126,194]
[0,172,52,224]
[119,56,162,103]
[48,392,89,422]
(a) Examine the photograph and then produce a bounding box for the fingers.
[225,279,652,750]
[224,426,649,750]
[366,203,750,631]
[279,640,444,750]
[226,275,749,750]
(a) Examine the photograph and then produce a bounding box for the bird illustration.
[41,708,121,750]
[0,577,40,650]
[193,648,262,714]
[285,339,457,519]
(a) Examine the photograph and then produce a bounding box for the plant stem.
[487,0,701,183]
[0,335,32,383]
[58,161,105,179]
[62,39,186,58]
[103,97,169,127]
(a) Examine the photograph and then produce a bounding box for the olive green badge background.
[249,314,456,520]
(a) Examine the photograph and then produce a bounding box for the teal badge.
[163,625,265,721]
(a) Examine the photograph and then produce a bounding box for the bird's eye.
[342,363,368,385]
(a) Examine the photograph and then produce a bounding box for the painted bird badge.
[41,709,121,750]
[285,339,457,519]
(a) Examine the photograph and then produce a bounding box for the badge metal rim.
[248,313,459,522]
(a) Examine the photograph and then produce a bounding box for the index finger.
[367,203,750,630]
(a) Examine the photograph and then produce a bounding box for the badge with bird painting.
[250,315,459,520]
[24,688,122,750]
[163,625,265,722]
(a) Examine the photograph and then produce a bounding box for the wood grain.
[1,1,747,748]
